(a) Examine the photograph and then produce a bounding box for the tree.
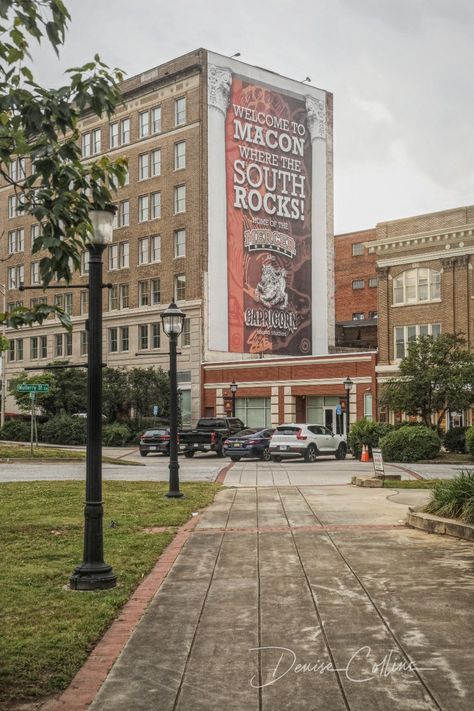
[128,367,170,419]
[0,0,127,332]
[102,367,129,422]
[380,333,474,428]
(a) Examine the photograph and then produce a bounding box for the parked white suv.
[269,424,347,462]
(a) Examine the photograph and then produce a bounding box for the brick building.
[334,228,378,349]
[1,49,336,424]
[372,204,474,426]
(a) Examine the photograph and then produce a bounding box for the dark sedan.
[139,429,170,457]
[223,428,274,461]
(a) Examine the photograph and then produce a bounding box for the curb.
[51,515,199,710]
[215,461,234,483]
[406,510,474,542]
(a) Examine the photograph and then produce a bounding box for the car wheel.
[335,443,347,460]
[261,447,272,462]
[184,450,195,458]
[230,456,241,462]
[140,451,148,457]
[271,455,282,462]
[304,444,318,463]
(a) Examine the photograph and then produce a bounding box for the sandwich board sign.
[372,448,385,479]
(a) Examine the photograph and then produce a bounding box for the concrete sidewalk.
[73,485,472,710]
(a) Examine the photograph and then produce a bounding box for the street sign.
[17,383,49,393]
[372,448,385,478]
[152,405,160,416]
[336,404,342,415]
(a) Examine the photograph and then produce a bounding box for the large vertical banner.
[207,54,331,357]
[226,80,312,355]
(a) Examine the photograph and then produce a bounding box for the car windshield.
[233,429,258,437]
[275,426,300,434]
[143,429,167,436]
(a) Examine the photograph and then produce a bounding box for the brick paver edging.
[51,515,199,711]
[215,460,234,483]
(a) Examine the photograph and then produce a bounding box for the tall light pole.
[0,284,7,429]
[343,376,353,437]
[70,207,117,591]
[230,379,238,417]
[161,302,185,499]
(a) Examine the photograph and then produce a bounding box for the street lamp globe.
[89,206,116,245]
[230,380,238,394]
[343,376,353,392]
[161,302,186,337]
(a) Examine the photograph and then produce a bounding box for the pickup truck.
[179,417,246,457]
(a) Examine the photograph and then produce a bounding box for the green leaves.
[1,0,127,330]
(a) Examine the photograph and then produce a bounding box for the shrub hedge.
[425,471,474,523]
[102,423,131,447]
[379,425,441,462]
[348,419,393,459]
[0,419,35,442]
[443,427,467,454]
[41,415,87,446]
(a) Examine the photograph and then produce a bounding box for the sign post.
[372,448,385,481]
[17,384,49,454]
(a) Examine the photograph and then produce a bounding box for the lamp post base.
[69,562,117,591]
[166,490,184,499]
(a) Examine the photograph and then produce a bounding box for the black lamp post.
[161,302,186,498]
[230,379,238,417]
[343,376,353,437]
[70,207,117,591]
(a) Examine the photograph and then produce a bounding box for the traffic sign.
[17,383,49,393]
[152,405,160,416]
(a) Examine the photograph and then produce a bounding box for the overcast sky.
[31,0,474,234]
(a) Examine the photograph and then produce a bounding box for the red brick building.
[334,229,378,349]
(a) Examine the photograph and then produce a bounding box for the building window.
[151,323,160,349]
[139,111,149,138]
[138,237,149,265]
[174,141,186,170]
[8,228,24,253]
[120,118,130,145]
[109,245,118,271]
[352,279,364,290]
[174,229,186,257]
[394,323,441,359]
[81,251,89,275]
[235,397,271,428]
[65,333,72,356]
[139,281,149,306]
[54,292,73,315]
[352,312,364,321]
[29,297,44,309]
[30,337,38,360]
[151,106,161,134]
[114,200,129,228]
[151,149,161,177]
[368,310,378,319]
[9,338,24,361]
[55,334,63,358]
[151,278,161,305]
[109,242,129,270]
[8,265,24,289]
[138,195,149,223]
[80,290,88,314]
[182,318,191,346]
[109,328,118,353]
[393,268,441,305]
[151,235,161,263]
[368,277,378,288]
[31,223,43,246]
[175,97,186,126]
[121,327,129,352]
[364,392,373,421]
[109,122,119,148]
[109,285,119,310]
[81,128,101,157]
[80,331,88,356]
[151,192,161,219]
[139,324,148,350]
[9,158,26,181]
[174,274,186,301]
[8,195,17,218]
[138,153,149,181]
[352,242,364,256]
[120,283,129,308]
[174,185,186,214]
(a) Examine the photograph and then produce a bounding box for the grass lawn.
[383,479,440,488]
[0,443,138,465]
[0,480,220,705]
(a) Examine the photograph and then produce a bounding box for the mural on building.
[207,53,330,356]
